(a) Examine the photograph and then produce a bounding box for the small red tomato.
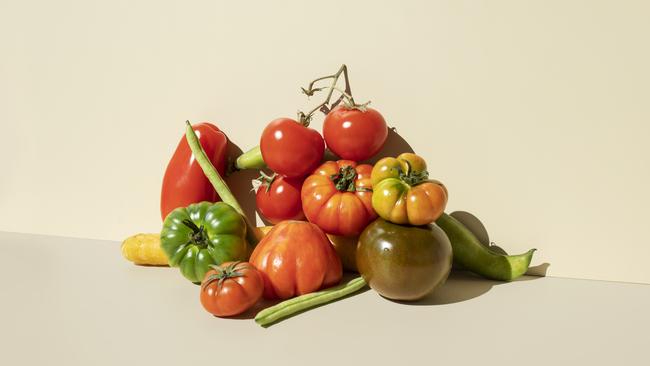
[260,118,325,178]
[255,172,305,224]
[323,106,388,161]
[301,160,377,236]
[200,262,264,317]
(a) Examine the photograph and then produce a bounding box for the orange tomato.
[250,221,342,299]
[301,160,377,236]
[199,262,264,317]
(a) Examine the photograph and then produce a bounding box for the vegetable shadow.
[390,270,540,306]
[363,127,415,164]
[323,127,415,163]
[224,141,259,225]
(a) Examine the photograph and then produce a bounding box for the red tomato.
[255,174,305,224]
[301,160,377,236]
[250,221,342,299]
[323,106,388,161]
[260,118,325,178]
[200,262,264,317]
[160,122,228,220]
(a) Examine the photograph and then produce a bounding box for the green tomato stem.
[184,121,261,247]
[255,276,367,327]
[235,145,267,171]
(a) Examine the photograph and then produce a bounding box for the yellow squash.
[121,233,168,266]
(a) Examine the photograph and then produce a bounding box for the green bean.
[436,213,536,281]
[255,277,367,327]
[184,121,262,246]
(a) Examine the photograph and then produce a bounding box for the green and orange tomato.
[371,153,447,226]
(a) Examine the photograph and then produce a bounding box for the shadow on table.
[391,270,544,306]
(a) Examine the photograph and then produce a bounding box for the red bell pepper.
[160,122,228,220]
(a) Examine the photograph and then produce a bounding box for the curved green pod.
[435,213,535,281]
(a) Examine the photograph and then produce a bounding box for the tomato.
[357,219,452,301]
[323,106,388,161]
[200,262,264,317]
[160,122,228,220]
[371,153,448,226]
[260,118,325,178]
[255,173,305,224]
[250,221,342,299]
[301,160,377,236]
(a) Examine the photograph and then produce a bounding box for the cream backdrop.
[1,1,649,284]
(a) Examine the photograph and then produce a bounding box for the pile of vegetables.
[121,65,536,327]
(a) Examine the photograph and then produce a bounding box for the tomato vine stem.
[298,64,368,125]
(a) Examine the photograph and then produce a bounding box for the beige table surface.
[1,231,648,366]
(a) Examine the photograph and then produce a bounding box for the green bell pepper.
[161,201,248,283]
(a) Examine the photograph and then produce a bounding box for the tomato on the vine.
[255,172,305,224]
[260,118,325,178]
[323,106,388,161]
[301,160,377,236]
[199,262,264,317]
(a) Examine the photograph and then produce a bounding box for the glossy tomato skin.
[250,221,342,299]
[357,219,452,301]
[323,106,388,161]
[160,123,228,221]
[260,118,325,178]
[256,176,305,224]
[200,262,264,317]
[301,160,377,236]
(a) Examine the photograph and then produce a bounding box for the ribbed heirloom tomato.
[200,262,264,317]
[371,153,448,226]
[301,160,377,236]
[250,221,342,299]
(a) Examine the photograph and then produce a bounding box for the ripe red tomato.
[260,118,325,178]
[255,174,305,224]
[160,122,228,220]
[200,262,264,317]
[301,160,377,236]
[250,221,342,299]
[323,106,388,161]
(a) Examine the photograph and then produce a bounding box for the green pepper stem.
[235,145,267,171]
[255,276,367,327]
[185,121,262,247]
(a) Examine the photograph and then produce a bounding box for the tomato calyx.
[202,262,248,291]
[182,219,210,248]
[399,161,429,187]
[252,171,277,193]
[330,166,371,193]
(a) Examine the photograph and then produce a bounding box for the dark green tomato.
[357,218,452,301]
[161,201,248,283]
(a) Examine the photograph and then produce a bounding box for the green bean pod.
[255,277,367,327]
[435,213,535,281]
